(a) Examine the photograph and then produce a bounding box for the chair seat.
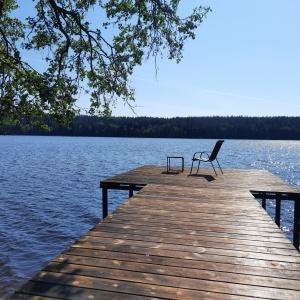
[192,157,209,162]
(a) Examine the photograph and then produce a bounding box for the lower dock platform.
[12,166,300,299]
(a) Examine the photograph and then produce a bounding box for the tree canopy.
[0,0,210,128]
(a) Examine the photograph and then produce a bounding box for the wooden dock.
[13,166,300,299]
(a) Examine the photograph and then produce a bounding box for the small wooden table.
[167,156,184,173]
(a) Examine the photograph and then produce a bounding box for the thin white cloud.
[132,74,293,105]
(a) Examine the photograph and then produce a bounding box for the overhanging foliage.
[0,0,210,128]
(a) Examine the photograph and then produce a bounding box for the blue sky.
[18,1,300,117]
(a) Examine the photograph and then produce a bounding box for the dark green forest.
[2,116,300,140]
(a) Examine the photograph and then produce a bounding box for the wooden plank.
[95,222,292,244]
[12,295,59,300]
[88,226,296,251]
[72,239,300,264]
[53,254,300,286]
[42,262,300,297]
[15,281,151,300]
[105,211,276,228]
[25,270,300,299]
[84,230,297,255]
[111,208,276,224]
[17,277,257,300]
[79,235,300,261]
[63,248,300,281]
[97,220,289,240]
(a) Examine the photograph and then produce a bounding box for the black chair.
[190,140,224,176]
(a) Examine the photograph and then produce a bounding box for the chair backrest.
[209,140,224,161]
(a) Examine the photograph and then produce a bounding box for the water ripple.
[0,136,299,298]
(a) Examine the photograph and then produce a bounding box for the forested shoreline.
[2,116,300,140]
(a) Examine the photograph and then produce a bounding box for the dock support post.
[102,187,108,219]
[294,200,300,250]
[129,187,134,198]
[262,192,266,210]
[275,194,281,227]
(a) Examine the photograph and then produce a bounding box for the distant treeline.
[2,116,300,140]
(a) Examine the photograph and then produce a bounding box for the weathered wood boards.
[13,166,300,299]
[101,165,299,192]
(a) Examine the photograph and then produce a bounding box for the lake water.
[0,136,299,298]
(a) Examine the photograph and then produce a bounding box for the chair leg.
[216,158,223,174]
[196,161,200,174]
[210,161,217,176]
[190,161,194,174]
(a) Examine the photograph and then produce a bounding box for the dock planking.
[13,166,300,299]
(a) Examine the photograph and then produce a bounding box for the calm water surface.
[0,136,299,298]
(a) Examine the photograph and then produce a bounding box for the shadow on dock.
[188,174,216,182]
